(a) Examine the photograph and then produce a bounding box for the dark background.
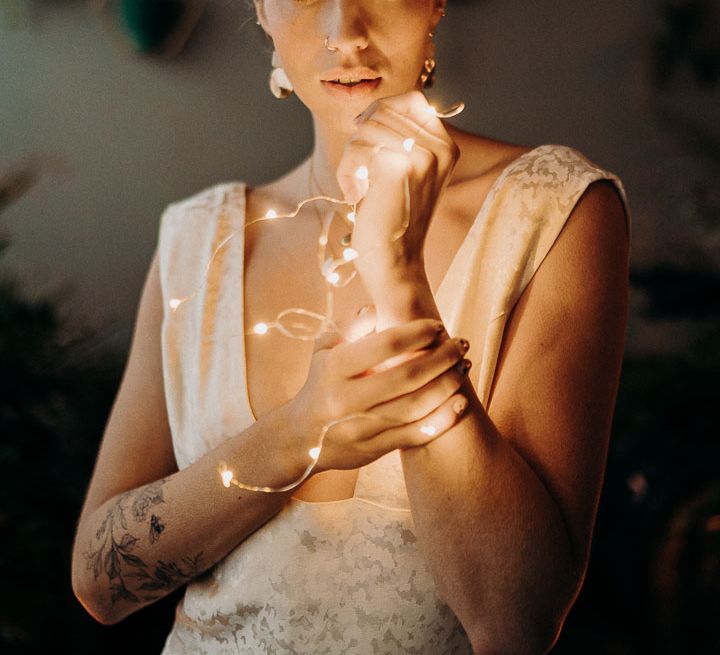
[1,0,718,652]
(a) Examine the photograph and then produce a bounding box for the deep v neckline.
[239,145,543,425]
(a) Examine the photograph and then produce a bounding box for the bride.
[71,1,631,653]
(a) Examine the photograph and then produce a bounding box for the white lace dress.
[156,144,631,654]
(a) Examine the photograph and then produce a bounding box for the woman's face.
[255,0,445,128]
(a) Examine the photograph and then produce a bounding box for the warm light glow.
[343,247,358,261]
[426,105,437,116]
[355,166,369,180]
[347,211,356,223]
[308,447,321,459]
[265,209,278,219]
[221,470,233,488]
[253,322,269,334]
[169,298,181,310]
[420,424,437,436]
[327,271,340,284]
[403,138,415,152]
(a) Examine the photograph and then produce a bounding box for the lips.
[321,78,382,97]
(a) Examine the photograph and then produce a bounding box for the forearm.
[371,276,578,655]
[402,388,577,654]
[72,401,303,625]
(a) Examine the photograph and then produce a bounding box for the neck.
[305,112,356,200]
[305,114,467,201]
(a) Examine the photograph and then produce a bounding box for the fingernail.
[453,338,469,355]
[457,358,472,375]
[453,397,468,415]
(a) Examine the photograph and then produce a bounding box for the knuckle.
[401,359,420,382]
[387,334,406,353]
[419,149,438,175]
[448,140,461,162]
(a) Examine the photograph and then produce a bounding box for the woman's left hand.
[336,90,460,286]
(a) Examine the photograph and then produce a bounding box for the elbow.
[468,616,564,655]
[71,562,123,626]
[466,585,577,655]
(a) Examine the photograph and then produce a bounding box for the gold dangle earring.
[269,49,293,99]
[421,6,444,88]
[420,34,437,88]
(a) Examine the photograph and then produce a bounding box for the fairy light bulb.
[327,271,340,285]
[403,138,415,152]
[221,469,233,488]
[253,322,269,335]
[347,211,356,223]
[308,447,321,459]
[420,424,437,436]
[343,247,358,261]
[169,298,181,310]
[354,166,369,180]
[265,209,278,219]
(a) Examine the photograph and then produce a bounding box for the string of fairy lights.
[167,100,466,493]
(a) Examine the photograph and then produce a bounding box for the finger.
[357,91,449,143]
[357,104,453,165]
[334,317,445,378]
[347,334,467,410]
[350,119,438,182]
[366,355,470,424]
[368,392,469,453]
[336,138,411,206]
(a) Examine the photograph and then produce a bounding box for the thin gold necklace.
[308,157,352,262]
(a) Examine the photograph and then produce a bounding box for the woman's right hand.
[287,317,472,474]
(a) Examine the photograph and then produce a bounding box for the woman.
[71,1,632,653]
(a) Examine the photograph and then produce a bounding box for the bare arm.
[369,180,630,655]
[72,399,303,625]
[70,250,305,626]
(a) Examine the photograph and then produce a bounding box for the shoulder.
[479,140,631,239]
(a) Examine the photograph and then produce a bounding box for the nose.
[324,2,369,53]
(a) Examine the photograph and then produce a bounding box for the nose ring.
[324,36,339,52]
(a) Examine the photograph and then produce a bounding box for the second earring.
[269,49,293,99]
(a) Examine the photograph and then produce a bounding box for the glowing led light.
[343,247,358,261]
[354,166,369,180]
[319,234,328,246]
[403,138,415,152]
[221,470,233,488]
[308,447,321,459]
[169,298,181,310]
[265,209,278,219]
[420,424,437,436]
[327,271,340,284]
[347,211,356,223]
[426,105,437,116]
[253,322,269,334]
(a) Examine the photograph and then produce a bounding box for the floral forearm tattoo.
[83,477,204,604]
